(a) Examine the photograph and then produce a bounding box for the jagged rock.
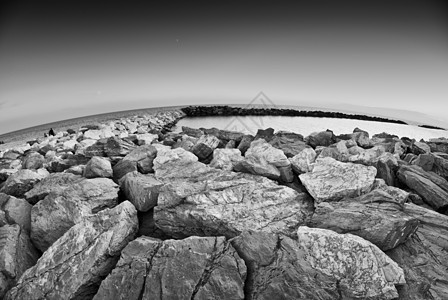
[173,135,198,151]
[24,172,82,204]
[0,169,18,182]
[83,128,114,140]
[62,139,78,151]
[120,171,163,212]
[153,148,314,239]
[403,153,417,164]
[253,128,275,142]
[21,152,45,170]
[104,137,136,157]
[31,177,119,252]
[386,203,448,299]
[93,236,246,300]
[0,225,39,299]
[430,152,448,179]
[234,157,281,180]
[306,130,336,148]
[289,147,317,174]
[122,144,157,174]
[269,135,310,158]
[0,169,49,198]
[136,133,158,145]
[348,145,387,165]
[413,153,434,171]
[112,159,137,182]
[6,201,138,300]
[237,134,254,155]
[412,141,431,155]
[376,153,398,186]
[297,226,405,300]
[372,178,410,204]
[353,130,373,148]
[245,139,290,166]
[397,164,448,210]
[47,154,90,172]
[83,156,113,178]
[309,189,419,250]
[0,194,32,232]
[201,127,245,142]
[191,134,221,161]
[209,148,244,171]
[427,138,448,153]
[299,157,377,203]
[181,126,203,138]
[318,146,344,161]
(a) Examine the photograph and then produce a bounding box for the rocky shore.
[1,109,448,299]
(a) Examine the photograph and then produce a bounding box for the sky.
[1,0,448,134]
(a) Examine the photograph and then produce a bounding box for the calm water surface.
[175,116,448,140]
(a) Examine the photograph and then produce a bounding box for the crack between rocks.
[138,242,162,300]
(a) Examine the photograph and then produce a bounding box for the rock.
[353,130,373,148]
[83,128,114,140]
[112,159,137,182]
[373,132,399,139]
[376,154,398,186]
[6,201,138,300]
[84,156,113,178]
[236,134,254,155]
[309,189,419,250]
[191,134,221,161]
[427,138,448,153]
[209,148,244,171]
[104,137,136,157]
[225,139,236,148]
[31,177,119,252]
[430,152,448,179]
[181,126,203,138]
[120,171,163,212]
[413,153,434,171]
[136,209,167,239]
[253,127,275,142]
[318,146,344,161]
[268,135,310,158]
[289,147,317,174]
[136,133,158,145]
[62,139,78,152]
[47,154,90,172]
[231,231,340,300]
[397,164,448,210]
[24,172,82,204]
[412,141,431,155]
[202,127,245,142]
[0,169,49,198]
[233,157,281,180]
[173,135,198,151]
[299,157,377,203]
[297,226,405,300]
[153,148,314,239]
[246,139,290,167]
[0,169,18,182]
[122,144,158,174]
[348,145,387,165]
[94,236,246,300]
[0,194,32,232]
[386,203,448,299]
[21,152,45,169]
[403,153,417,164]
[0,225,39,299]
[306,130,336,148]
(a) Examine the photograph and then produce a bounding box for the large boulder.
[153,148,314,239]
[24,172,82,204]
[0,225,39,299]
[209,148,244,171]
[269,135,310,158]
[5,201,138,300]
[353,129,373,148]
[299,157,377,203]
[120,171,163,212]
[83,156,113,178]
[412,141,431,155]
[21,152,45,170]
[201,127,245,142]
[230,231,340,299]
[0,194,32,232]
[94,236,246,300]
[386,203,448,299]
[0,169,49,198]
[289,147,317,174]
[309,189,419,250]
[297,226,405,300]
[123,144,158,174]
[191,134,221,161]
[397,164,448,210]
[236,134,254,155]
[429,152,448,179]
[112,159,137,182]
[306,130,336,148]
[427,138,448,153]
[31,177,119,252]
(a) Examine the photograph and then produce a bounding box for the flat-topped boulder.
[299,157,377,203]
[6,201,138,300]
[94,236,246,300]
[31,177,119,252]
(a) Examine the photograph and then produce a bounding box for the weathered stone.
[83,156,113,178]
[348,145,387,166]
[191,134,221,161]
[120,171,163,212]
[6,201,138,300]
[297,226,405,300]
[413,153,434,171]
[173,135,197,151]
[153,148,314,239]
[24,172,82,204]
[123,144,158,174]
[253,128,275,142]
[353,130,373,148]
[234,157,281,180]
[1,194,32,232]
[136,133,158,145]
[397,164,448,210]
[431,152,448,179]
[104,137,136,157]
[112,159,137,182]
[403,153,417,164]
[47,154,90,172]
[94,236,246,300]
[306,130,336,148]
[427,138,448,153]
[386,203,448,299]
[0,225,39,299]
[246,139,290,167]
[21,152,45,170]
[237,134,254,155]
[202,127,245,142]
[181,126,203,138]
[376,153,398,186]
[0,169,49,198]
[231,231,339,300]
[269,135,310,158]
[309,189,419,250]
[289,147,317,173]
[31,177,119,252]
[412,141,431,155]
[299,157,377,203]
[209,148,244,171]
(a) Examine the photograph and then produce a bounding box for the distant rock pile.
[1,109,448,299]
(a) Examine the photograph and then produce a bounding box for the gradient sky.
[1,0,448,134]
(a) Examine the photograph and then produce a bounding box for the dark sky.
[1,0,447,133]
